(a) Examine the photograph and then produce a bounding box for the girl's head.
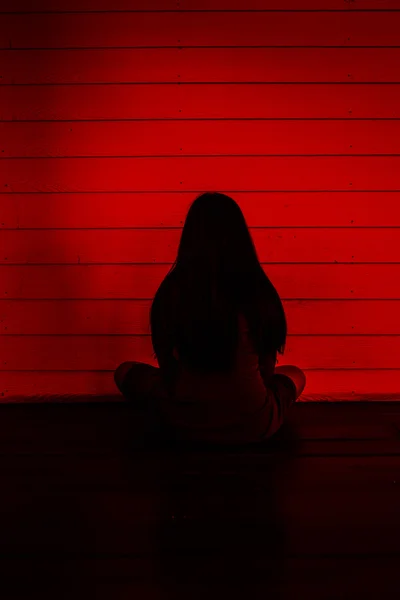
[175,191,260,276]
[151,192,287,373]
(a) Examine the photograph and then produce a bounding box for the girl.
[114,192,306,444]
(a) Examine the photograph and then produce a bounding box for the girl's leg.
[114,361,171,437]
[274,365,306,400]
[114,361,136,394]
[259,366,306,440]
[114,361,168,405]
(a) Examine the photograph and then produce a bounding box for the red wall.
[1,0,400,400]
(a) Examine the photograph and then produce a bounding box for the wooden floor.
[1,398,400,599]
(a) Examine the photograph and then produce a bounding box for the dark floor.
[1,398,400,599]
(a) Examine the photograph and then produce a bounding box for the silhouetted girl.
[114,192,306,444]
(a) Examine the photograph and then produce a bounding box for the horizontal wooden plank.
[3,455,400,485]
[0,403,400,454]
[2,375,400,402]
[3,0,400,11]
[2,300,400,335]
[1,0,178,9]
[0,334,399,370]
[2,192,400,228]
[21,456,399,487]
[3,228,400,264]
[0,559,397,600]
[2,84,399,120]
[0,489,399,556]
[3,120,400,157]
[1,444,400,490]
[0,560,395,598]
[1,427,400,459]
[0,556,395,585]
[2,156,400,192]
[3,12,400,48]
[3,48,400,84]
[1,264,400,299]
[0,556,397,592]
[0,400,398,428]
[284,417,399,441]
[13,464,395,500]
[3,469,400,503]
[0,371,119,398]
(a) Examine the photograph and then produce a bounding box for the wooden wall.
[1,0,400,400]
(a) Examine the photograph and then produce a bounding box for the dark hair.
[150,192,287,374]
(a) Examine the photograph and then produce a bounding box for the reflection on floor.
[0,398,400,599]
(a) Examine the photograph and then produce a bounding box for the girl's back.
[151,273,296,443]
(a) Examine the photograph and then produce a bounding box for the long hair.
[150,192,287,374]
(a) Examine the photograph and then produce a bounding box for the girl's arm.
[258,350,277,383]
[150,284,179,388]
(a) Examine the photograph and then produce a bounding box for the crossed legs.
[274,365,306,400]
